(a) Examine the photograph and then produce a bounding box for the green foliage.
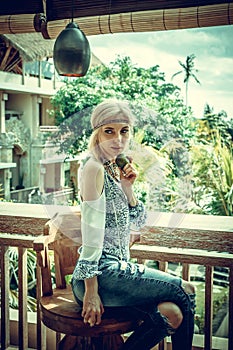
[188,104,233,216]
[194,283,228,335]
[49,56,194,160]
[48,55,233,217]
[172,54,200,85]
[190,134,233,216]
[197,104,233,147]
[130,133,180,212]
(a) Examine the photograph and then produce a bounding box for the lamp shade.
[53,22,91,77]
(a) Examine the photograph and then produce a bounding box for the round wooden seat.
[40,286,141,337]
[40,285,142,349]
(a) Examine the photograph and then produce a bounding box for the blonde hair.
[88,99,134,162]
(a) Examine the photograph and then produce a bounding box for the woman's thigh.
[96,259,184,307]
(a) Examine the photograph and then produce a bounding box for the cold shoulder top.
[72,159,147,281]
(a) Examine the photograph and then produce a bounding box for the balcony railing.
[0,202,233,350]
[0,203,49,349]
[10,186,39,203]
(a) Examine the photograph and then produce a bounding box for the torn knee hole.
[182,281,196,295]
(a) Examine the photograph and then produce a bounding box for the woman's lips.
[111,149,122,154]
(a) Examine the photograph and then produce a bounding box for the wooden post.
[0,245,10,349]
[204,265,213,350]
[229,266,233,350]
[18,246,28,350]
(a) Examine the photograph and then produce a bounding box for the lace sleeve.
[73,246,103,280]
[129,200,147,229]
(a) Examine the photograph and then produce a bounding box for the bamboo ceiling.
[0,1,232,38]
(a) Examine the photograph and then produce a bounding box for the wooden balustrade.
[0,234,35,349]
[10,186,39,203]
[0,202,49,350]
[131,211,233,350]
[130,244,233,350]
[0,203,233,350]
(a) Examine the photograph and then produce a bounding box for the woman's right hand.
[82,290,104,327]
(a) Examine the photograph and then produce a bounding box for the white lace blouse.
[72,160,147,281]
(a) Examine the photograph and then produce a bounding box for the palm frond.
[171,70,182,80]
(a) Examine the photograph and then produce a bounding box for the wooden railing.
[0,203,233,350]
[131,212,233,350]
[0,203,49,350]
[42,187,74,205]
[131,245,232,350]
[10,186,39,203]
[0,234,36,349]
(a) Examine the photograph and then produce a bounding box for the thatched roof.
[1,33,54,61]
[1,32,102,64]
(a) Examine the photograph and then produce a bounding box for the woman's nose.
[114,132,123,143]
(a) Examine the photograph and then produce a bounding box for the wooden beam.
[0,46,12,69]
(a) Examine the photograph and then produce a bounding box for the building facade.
[0,33,81,203]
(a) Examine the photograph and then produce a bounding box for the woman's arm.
[80,159,105,326]
[120,161,138,206]
[120,161,147,228]
[82,276,104,326]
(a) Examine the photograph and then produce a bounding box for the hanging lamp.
[53,2,91,77]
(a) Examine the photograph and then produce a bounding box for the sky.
[88,25,233,119]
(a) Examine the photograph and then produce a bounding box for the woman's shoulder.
[81,155,104,174]
[80,155,104,187]
[80,155,104,199]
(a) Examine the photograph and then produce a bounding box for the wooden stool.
[34,212,143,350]
[41,285,141,349]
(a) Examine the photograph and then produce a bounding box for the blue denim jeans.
[71,253,195,350]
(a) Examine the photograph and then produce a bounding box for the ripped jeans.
[71,253,196,350]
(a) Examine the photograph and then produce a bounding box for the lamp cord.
[71,0,74,22]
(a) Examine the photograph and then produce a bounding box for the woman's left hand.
[120,162,138,186]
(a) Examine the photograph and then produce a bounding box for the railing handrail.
[0,233,36,247]
[10,186,39,194]
[131,244,233,267]
[39,125,59,132]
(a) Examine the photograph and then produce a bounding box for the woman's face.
[98,122,130,160]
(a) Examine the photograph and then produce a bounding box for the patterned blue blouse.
[73,168,147,281]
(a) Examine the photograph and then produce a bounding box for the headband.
[92,118,130,131]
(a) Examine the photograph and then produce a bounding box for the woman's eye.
[104,129,113,134]
[121,129,129,134]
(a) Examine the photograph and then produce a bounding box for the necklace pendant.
[104,161,120,182]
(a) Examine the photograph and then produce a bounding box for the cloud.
[88,25,233,118]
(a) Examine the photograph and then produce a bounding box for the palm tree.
[172,54,200,107]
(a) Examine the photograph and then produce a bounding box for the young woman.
[71,99,196,350]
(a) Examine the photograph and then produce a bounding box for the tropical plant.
[197,104,233,147]
[172,54,200,106]
[130,131,192,213]
[190,133,233,216]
